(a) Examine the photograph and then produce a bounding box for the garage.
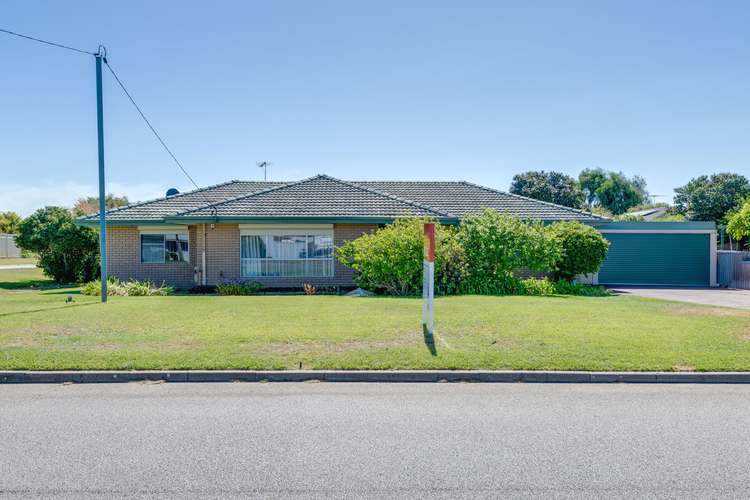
[592,222,717,287]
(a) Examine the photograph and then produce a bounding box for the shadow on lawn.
[0,302,99,318]
[0,280,57,290]
[422,325,438,356]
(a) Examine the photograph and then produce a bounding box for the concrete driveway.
[612,286,750,309]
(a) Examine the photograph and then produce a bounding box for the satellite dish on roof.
[165,188,180,197]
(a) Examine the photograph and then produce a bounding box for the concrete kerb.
[3,370,750,384]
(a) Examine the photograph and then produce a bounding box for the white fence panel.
[718,250,750,289]
[0,234,22,258]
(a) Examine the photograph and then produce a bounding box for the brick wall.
[106,226,197,288]
[107,223,377,289]
[201,224,240,284]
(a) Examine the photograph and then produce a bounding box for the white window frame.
[138,226,189,264]
[239,224,334,278]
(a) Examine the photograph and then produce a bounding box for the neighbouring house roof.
[78,174,605,225]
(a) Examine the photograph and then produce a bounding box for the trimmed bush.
[519,277,555,296]
[216,280,263,296]
[81,277,173,297]
[457,210,559,294]
[548,221,610,280]
[336,218,466,296]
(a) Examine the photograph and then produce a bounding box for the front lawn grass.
[0,261,58,291]
[0,267,56,290]
[2,288,750,371]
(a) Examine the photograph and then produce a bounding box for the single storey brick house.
[77,174,717,288]
[77,174,604,289]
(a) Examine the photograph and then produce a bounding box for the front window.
[241,229,333,277]
[140,233,189,263]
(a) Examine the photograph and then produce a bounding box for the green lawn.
[1,269,750,371]
[0,266,56,290]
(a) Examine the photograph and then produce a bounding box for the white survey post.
[422,222,435,338]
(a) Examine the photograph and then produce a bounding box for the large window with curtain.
[240,228,334,277]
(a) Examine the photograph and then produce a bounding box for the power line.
[2,27,211,206]
[103,60,203,193]
[0,27,95,55]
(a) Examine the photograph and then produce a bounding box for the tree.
[456,209,560,294]
[0,211,22,234]
[578,168,608,206]
[726,198,750,244]
[72,194,130,217]
[673,173,750,223]
[509,171,585,209]
[548,221,610,279]
[15,207,100,283]
[578,169,648,215]
[595,172,647,215]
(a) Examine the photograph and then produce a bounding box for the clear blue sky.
[2,0,748,215]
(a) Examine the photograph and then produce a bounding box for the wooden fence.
[718,250,750,289]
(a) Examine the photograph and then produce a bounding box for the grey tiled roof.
[83,180,284,221]
[181,176,448,218]
[82,174,605,223]
[355,181,603,221]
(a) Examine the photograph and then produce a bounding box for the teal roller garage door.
[598,233,710,286]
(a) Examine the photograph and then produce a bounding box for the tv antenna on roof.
[257,161,272,181]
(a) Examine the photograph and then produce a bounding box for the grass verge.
[1,283,750,371]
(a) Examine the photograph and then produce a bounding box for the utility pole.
[95,47,107,302]
[257,161,272,181]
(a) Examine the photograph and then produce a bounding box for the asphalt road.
[2,383,750,499]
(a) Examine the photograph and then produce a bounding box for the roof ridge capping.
[174,177,307,216]
[176,174,454,218]
[459,180,608,220]
[335,176,452,217]
[77,178,245,221]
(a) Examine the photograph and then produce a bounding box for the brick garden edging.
[2,370,750,384]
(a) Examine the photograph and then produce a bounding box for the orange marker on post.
[422,223,435,339]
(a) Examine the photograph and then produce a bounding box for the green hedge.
[338,212,611,297]
[336,218,465,296]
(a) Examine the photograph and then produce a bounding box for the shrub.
[456,210,559,294]
[727,197,750,242]
[547,221,610,280]
[518,277,555,296]
[216,280,263,296]
[553,280,611,297]
[80,277,173,296]
[188,285,217,294]
[336,218,466,296]
[16,207,100,284]
[614,213,645,221]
